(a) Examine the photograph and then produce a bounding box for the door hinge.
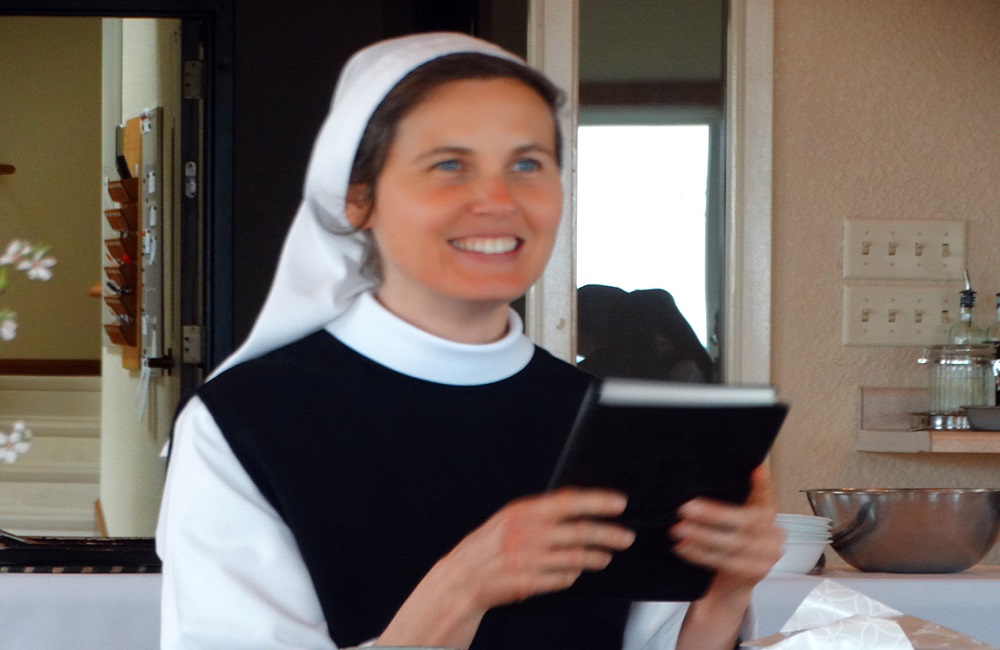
[184,161,198,199]
[182,325,204,364]
[183,60,204,100]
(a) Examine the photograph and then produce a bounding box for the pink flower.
[16,249,56,281]
[0,312,15,341]
[0,239,28,266]
[0,421,32,464]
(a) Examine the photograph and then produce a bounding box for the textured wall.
[771,0,1000,565]
[0,17,102,360]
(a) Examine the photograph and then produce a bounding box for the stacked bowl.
[770,513,832,574]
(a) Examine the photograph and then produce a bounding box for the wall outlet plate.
[843,284,963,346]
[843,218,966,281]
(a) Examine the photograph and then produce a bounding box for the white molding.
[525,0,579,362]
[0,415,100,439]
[0,461,100,484]
[723,0,774,385]
[0,375,102,392]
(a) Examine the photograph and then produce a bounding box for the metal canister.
[918,344,998,415]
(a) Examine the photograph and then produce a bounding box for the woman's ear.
[344,184,373,229]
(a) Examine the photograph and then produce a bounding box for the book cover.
[548,378,789,602]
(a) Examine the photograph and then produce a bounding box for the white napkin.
[741,580,996,649]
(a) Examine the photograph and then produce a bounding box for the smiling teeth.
[451,237,518,254]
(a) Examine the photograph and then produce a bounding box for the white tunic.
[156,292,688,648]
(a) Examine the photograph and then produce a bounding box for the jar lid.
[917,343,998,364]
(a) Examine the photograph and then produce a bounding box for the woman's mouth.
[450,236,520,254]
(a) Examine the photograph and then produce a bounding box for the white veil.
[210,32,521,379]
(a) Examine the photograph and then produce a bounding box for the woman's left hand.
[668,464,783,593]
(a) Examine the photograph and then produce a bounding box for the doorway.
[0,14,202,536]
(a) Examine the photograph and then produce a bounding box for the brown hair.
[347,52,565,280]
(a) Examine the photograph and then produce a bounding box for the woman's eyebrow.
[513,143,557,158]
[415,143,556,162]
[414,145,471,162]
[416,142,555,160]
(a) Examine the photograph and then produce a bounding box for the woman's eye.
[513,158,541,172]
[433,159,462,172]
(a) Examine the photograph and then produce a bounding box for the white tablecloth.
[0,573,160,650]
[749,566,1000,648]
[4,567,1000,649]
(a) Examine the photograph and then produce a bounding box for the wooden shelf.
[857,428,1000,453]
[857,387,1000,454]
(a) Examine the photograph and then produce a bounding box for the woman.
[157,32,782,649]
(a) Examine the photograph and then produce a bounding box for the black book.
[548,378,789,602]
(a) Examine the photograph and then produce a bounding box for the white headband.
[210,32,521,379]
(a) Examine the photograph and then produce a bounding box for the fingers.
[538,488,633,550]
[745,464,777,509]
[547,517,636,554]
[446,488,635,609]
[674,464,778,529]
[543,487,629,520]
[668,464,783,583]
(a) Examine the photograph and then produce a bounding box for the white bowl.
[783,531,832,542]
[775,515,831,537]
[770,539,828,574]
[778,520,830,533]
[776,513,832,526]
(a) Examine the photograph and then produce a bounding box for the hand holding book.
[548,378,789,601]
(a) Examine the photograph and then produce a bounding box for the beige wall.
[0,17,103,360]
[770,0,1000,564]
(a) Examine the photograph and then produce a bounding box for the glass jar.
[918,344,998,414]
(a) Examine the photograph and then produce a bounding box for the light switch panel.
[843,218,966,281]
[843,284,961,346]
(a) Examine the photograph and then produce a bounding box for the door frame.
[526,0,774,386]
[0,0,235,373]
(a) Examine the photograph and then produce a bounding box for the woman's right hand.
[375,488,634,648]
[443,487,635,607]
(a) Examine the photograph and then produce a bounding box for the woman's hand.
[671,464,784,650]
[376,488,634,648]
[443,487,636,607]
[669,464,783,591]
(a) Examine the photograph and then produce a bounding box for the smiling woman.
[346,75,563,342]
[156,30,783,650]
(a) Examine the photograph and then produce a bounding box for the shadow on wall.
[577,284,715,383]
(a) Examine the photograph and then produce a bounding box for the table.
[749,566,1000,647]
[0,573,160,649]
[4,568,1000,648]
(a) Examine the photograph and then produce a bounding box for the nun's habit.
[156,32,688,649]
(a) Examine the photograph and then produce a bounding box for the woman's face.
[349,77,562,328]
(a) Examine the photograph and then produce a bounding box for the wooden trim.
[580,80,723,108]
[95,499,109,538]
[0,359,101,376]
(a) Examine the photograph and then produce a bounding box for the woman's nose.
[472,175,517,216]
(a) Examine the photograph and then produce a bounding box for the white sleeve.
[156,396,337,649]
[623,601,689,650]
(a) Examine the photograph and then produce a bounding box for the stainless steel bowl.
[804,488,1000,573]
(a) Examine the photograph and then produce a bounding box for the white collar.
[326,292,535,386]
